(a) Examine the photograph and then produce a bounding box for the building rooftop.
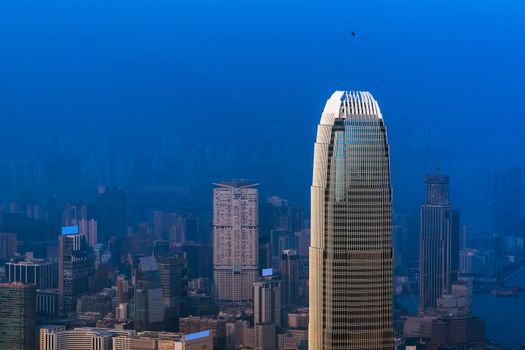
[213,180,258,189]
[320,90,382,126]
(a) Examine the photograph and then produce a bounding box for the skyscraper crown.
[424,174,450,205]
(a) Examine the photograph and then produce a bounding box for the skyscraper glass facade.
[309,91,393,349]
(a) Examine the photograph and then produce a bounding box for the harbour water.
[396,268,525,349]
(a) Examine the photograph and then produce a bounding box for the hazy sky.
[0,0,524,230]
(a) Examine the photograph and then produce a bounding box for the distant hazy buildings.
[79,218,98,247]
[493,167,522,235]
[183,243,213,280]
[419,174,460,313]
[259,196,305,271]
[97,186,127,242]
[213,181,258,303]
[0,283,36,350]
[62,205,98,247]
[0,232,17,261]
[459,248,495,278]
[309,91,393,349]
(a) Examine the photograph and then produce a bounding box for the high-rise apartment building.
[253,275,281,350]
[309,91,393,349]
[254,277,281,328]
[58,226,94,313]
[419,174,460,313]
[213,181,258,303]
[0,283,37,350]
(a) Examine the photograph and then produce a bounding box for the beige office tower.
[213,181,258,303]
[309,91,393,349]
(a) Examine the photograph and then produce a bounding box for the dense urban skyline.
[0,1,523,349]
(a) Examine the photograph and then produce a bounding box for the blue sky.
[0,0,524,230]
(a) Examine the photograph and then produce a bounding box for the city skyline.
[0,1,523,349]
[0,96,522,348]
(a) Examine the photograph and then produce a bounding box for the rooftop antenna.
[425,145,440,175]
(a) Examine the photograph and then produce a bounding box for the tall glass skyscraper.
[419,174,460,313]
[309,91,393,349]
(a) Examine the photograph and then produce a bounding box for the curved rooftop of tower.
[213,180,259,189]
[320,90,382,125]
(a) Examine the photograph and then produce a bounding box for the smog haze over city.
[0,0,524,349]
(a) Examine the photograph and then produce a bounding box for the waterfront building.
[429,316,485,350]
[419,174,460,312]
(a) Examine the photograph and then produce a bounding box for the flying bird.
[351,31,356,37]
